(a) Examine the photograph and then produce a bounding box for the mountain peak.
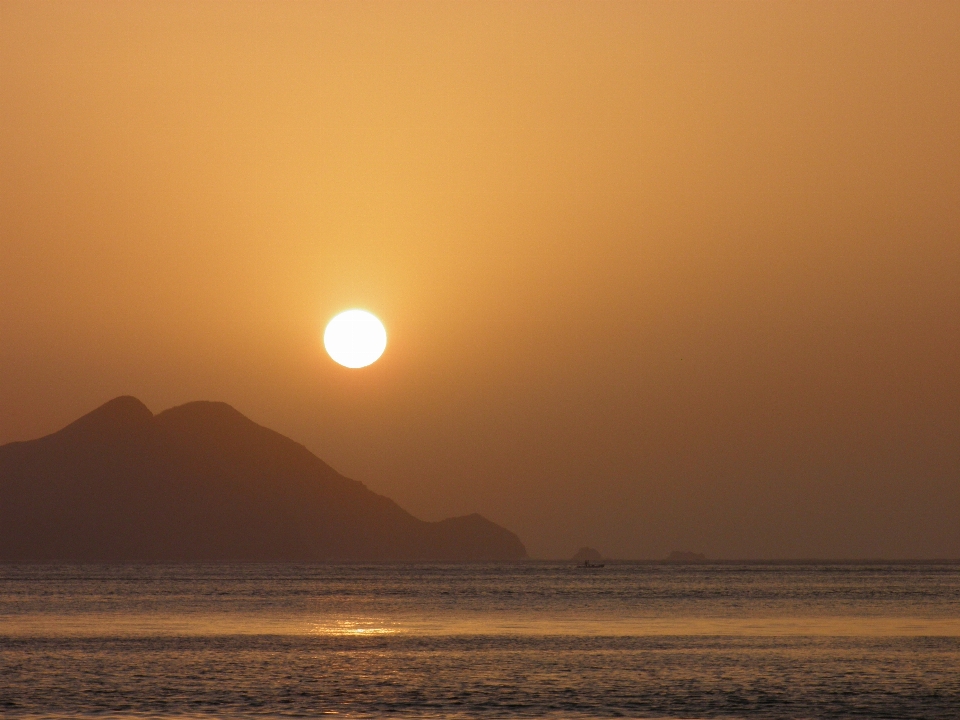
[55,396,154,441]
[0,397,527,562]
[93,395,152,417]
[156,400,247,422]
[154,400,270,441]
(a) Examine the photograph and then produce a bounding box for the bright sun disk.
[323,310,387,368]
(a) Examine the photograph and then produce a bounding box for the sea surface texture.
[1,563,959,719]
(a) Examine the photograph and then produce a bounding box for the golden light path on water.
[3,612,960,638]
[5,566,958,717]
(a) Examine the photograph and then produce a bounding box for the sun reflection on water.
[310,618,400,636]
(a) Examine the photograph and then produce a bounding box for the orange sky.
[2,1,958,558]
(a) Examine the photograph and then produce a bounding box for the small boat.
[582,560,604,568]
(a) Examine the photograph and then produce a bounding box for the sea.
[1,563,959,719]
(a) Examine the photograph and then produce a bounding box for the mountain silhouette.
[0,397,527,562]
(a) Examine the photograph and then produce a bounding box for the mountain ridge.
[0,397,527,562]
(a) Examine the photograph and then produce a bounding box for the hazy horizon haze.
[2,1,959,559]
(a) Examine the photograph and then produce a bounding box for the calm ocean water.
[1,563,958,719]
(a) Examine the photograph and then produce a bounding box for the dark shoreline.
[2,558,960,567]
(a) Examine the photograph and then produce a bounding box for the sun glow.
[323,310,387,368]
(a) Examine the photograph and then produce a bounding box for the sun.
[323,310,387,368]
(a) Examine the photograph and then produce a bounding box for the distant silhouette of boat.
[571,546,605,565]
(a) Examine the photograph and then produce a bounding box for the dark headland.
[0,397,527,562]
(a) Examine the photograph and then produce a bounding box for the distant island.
[0,397,527,562]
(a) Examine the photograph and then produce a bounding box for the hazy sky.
[2,1,958,559]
